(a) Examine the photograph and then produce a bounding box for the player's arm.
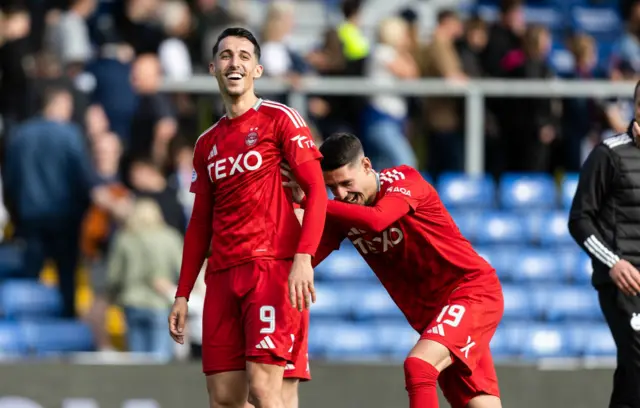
[568,144,620,269]
[174,141,214,300]
[278,107,328,257]
[293,207,345,267]
[322,197,411,233]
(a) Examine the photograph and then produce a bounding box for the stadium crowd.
[0,0,637,360]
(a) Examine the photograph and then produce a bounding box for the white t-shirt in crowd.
[261,42,293,77]
[367,44,408,120]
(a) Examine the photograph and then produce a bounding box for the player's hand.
[168,297,188,344]
[281,162,305,204]
[289,253,316,311]
[609,259,640,296]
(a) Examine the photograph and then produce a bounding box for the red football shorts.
[420,273,504,408]
[201,259,303,375]
[284,309,311,381]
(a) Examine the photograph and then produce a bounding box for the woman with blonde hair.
[362,16,419,170]
[106,198,182,360]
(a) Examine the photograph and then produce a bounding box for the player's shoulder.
[378,165,422,185]
[257,99,308,128]
[601,132,633,150]
[194,117,225,149]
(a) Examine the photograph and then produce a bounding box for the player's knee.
[404,357,439,392]
[206,376,247,408]
[282,379,299,408]
[247,358,286,406]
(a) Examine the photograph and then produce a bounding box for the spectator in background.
[106,198,182,361]
[128,158,186,233]
[4,87,103,318]
[611,0,640,73]
[0,6,33,129]
[502,25,559,172]
[260,1,305,81]
[563,34,604,171]
[457,16,488,78]
[81,132,131,351]
[87,44,137,143]
[46,0,96,78]
[128,54,177,168]
[482,0,525,77]
[167,137,194,221]
[158,1,193,81]
[421,10,466,177]
[114,0,165,55]
[85,104,111,140]
[191,0,243,71]
[363,17,419,170]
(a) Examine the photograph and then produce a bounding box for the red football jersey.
[190,99,322,272]
[320,165,495,332]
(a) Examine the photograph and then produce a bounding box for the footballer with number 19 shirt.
[168,28,327,408]
[284,133,504,408]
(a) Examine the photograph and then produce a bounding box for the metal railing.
[161,77,638,175]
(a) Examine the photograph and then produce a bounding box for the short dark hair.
[212,27,261,61]
[319,133,364,171]
[341,0,362,20]
[499,0,522,14]
[437,9,458,24]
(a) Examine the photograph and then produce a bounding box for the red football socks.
[404,357,440,408]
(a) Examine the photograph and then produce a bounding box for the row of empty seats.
[307,321,615,360]
[311,283,601,322]
[428,172,578,210]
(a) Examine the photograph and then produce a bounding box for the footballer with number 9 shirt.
[168,28,327,408]
[283,133,504,408]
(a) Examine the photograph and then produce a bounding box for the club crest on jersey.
[246,128,259,147]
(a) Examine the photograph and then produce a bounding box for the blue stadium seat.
[436,173,496,209]
[0,244,26,278]
[557,249,580,282]
[511,249,564,283]
[475,212,527,245]
[448,211,480,242]
[573,252,594,284]
[318,323,380,361]
[314,247,374,281]
[310,284,351,319]
[520,324,578,359]
[502,285,535,320]
[550,45,575,76]
[499,173,557,210]
[0,322,26,356]
[562,173,579,209]
[539,211,573,246]
[491,323,529,358]
[524,6,562,30]
[23,320,94,354]
[352,285,403,320]
[571,6,622,40]
[375,322,419,358]
[474,246,516,280]
[543,285,602,321]
[583,324,616,357]
[523,210,545,243]
[0,280,62,319]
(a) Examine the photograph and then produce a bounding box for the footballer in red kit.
[283,133,504,408]
[168,28,326,408]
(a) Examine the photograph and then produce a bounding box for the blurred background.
[0,0,635,406]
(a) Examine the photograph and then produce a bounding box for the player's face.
[210,36,263,98]
[324,157,378,206]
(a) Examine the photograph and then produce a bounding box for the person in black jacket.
[568,81,640,408]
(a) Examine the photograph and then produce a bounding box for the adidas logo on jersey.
[255,336,276,349]
[425,323,445,336]
[208,145,218,160]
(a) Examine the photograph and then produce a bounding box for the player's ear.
[362,157,373,172]
[209,62,216,76]
[253,63,264,79]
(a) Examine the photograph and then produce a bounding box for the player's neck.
[223,92,260,119]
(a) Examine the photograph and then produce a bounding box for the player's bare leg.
[242,379,299,408]
[466,395,502,408]
[246,361,286,408]
[282,379,300,408]
[206,371,248,408]
[404,339,453,408]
